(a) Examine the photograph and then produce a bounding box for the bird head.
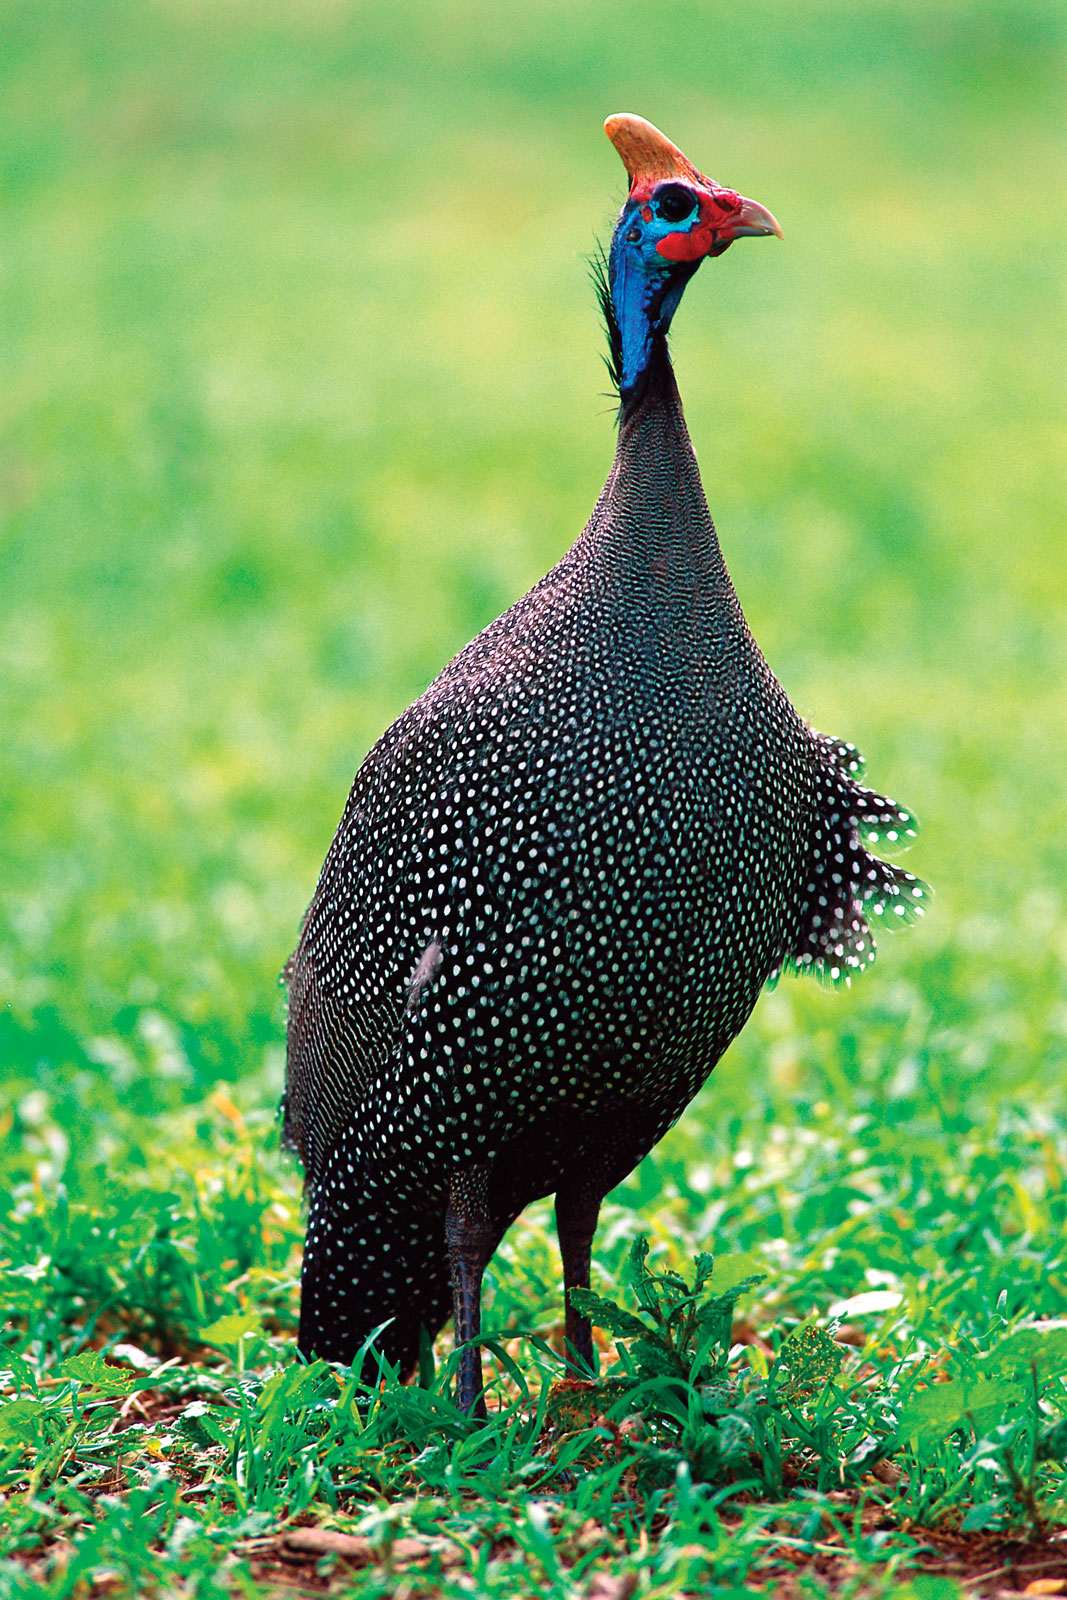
[602,114,781,407]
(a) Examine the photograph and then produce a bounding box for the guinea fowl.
[283,113,925,1413]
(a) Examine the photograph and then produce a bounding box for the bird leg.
[445,1166,493,1418]
[555,1182,603,1376]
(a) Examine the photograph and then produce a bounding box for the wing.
[282,939,403,1186]
[281,701,439,1185]
[281,671,511,1183]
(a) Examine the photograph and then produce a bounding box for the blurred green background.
[2,0,1065,1185]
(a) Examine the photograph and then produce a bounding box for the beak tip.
[734,196,784,241]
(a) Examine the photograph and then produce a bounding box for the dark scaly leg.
[555,1180,603,1376]
[445,1166,493,1417]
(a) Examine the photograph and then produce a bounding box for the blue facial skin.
[608,187,703,404]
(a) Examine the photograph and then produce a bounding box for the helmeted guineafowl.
[283,113,926,1414]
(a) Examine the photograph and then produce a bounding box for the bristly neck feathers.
[593,230,700,423]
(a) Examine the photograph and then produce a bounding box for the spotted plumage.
[283,114,925,1412]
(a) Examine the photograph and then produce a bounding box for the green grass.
[2,0,1066,1593]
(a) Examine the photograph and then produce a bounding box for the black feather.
[589,241,621,396]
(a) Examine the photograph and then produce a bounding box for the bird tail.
[298,1178,452,1380]
[775,732,928,986]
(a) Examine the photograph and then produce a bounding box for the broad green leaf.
[0,1398,44,1447]
[656,1271,690,1297]
[633,1337,683,1380]
[981,1327,1067,1383]
[199,1311,262,1346]
[1,1352,39,1395]
[695,1275,767,1327]
[898,1373,1024,1447]
[625,1237,658,1315]
[693,1252,715,1289]
[699,1383,738,1418]
[60,1351,136,1395]
[567,1288,648,1340]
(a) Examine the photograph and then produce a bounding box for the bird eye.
[654,184,697,224]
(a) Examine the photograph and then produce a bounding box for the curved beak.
[728,195,783,240]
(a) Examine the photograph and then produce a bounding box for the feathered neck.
[591,242,697,422]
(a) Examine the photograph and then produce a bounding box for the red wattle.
[657,225,717,263]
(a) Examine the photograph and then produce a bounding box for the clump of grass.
[2,1116,1065,1598]
[567,1238,1067,1533]
[568,1239,885,1496]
